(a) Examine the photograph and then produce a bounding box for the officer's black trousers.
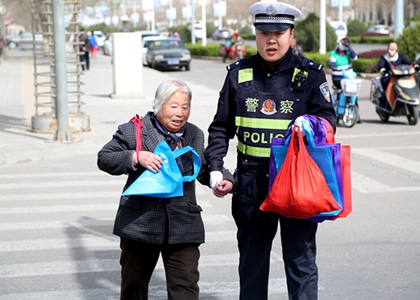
[232,156,318,300]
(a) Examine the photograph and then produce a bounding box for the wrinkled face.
[256,28,294,68]
[157,90,190,132]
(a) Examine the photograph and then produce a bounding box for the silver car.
[146,38,191,71]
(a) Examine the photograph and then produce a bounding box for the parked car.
[7,32,44,50]
[102,34,113,56]
[137,30,162,39]
[329,21,348,42]
[212,29,231,40]
[92,31,105,48]
[146,37,191,71]
[367,25,390,35]
[143,36,167,66]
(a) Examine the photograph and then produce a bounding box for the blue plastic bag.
[122,141,201,198]
[269,124,343,220]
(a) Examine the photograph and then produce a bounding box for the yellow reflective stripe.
[238,68,253,84]
[237,141,271,158]
[235,116,291,130]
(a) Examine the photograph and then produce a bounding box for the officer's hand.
[210,171,224,197]
[293,116,312,137]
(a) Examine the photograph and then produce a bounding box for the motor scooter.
[331,69,363,127]
[219,40,232,63]
[370,64,420,125]
[235,41,246,59]
[219,40,246,63]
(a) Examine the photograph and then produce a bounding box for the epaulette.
[296,56,323,71]
[226,60,241,71]
[226,56,252,71]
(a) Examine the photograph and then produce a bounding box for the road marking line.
[0,278,291,300]
[0,231,238,252]
[0,172,106,179]
[0,191,120,202]
[0,214,232,231]
[352,171,420,193]
[0,180,123,189]
[337,131,420,139]
[352,148,420,175]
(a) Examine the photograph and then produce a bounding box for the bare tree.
[3,0,31,29]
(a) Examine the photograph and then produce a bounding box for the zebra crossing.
[1,140,420,299]
[0,155,287,300]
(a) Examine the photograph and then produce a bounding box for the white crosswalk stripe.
[351,147,420,193]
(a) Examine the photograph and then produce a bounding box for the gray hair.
[152,79,192,115]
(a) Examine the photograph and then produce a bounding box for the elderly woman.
[97,79,233,300]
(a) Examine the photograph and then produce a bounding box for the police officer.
[204,1,336,300]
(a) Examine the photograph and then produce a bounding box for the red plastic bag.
[260,128,340,219]
[129,114,143,163]
[333,145,352,219]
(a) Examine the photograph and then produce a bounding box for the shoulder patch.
[319,82,331,102]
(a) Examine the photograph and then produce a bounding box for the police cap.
[249,0,302,32]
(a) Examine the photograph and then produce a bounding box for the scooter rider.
[205,1,336,299]
[378,41,413,107]
[329,37,360,122]
[329,37,357,89]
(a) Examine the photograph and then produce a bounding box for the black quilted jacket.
[97,112,233,245]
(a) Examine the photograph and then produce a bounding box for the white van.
[329,21,348,42]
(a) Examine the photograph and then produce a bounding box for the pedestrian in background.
[97,79,234,300]
[78,29,90,71]
[171,31,181,40]
[89,31,98,57]
[204,1,336,299]
[290,36,304,56]
[0,32,7,65]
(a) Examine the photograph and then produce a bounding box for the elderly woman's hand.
[133,151,163,173]
[212,180,234,198]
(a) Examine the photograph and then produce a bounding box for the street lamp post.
[201,0,206,46]
[320,0,326,54]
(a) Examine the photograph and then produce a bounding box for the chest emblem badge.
[261,99,277,115]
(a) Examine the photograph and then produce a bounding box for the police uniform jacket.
[205,48,336,172]
[98,112,234,245]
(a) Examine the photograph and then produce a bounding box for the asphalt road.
[1,55,419,300]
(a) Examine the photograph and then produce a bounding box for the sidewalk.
[0,50,219,165]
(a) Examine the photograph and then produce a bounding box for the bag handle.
[129,114,143,163]
[285,123,316,147]
[173,146,202,182]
